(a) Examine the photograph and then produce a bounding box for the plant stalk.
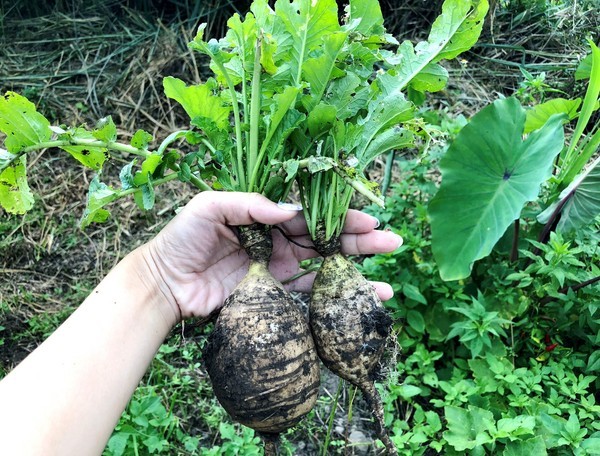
[247,34,263,192]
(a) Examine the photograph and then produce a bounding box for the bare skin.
[0,192,402,456]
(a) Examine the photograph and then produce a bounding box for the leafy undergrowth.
[360,148,600,455]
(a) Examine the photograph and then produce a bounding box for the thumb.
[188,192,302,227]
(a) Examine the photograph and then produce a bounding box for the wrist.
[127,244,182,329]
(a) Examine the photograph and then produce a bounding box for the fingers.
[371,281,394,301]
[283,272,395,302]
[187,192,302,227]
[281,209,380,236]
[340,230,403,256]
[282,230,402,261]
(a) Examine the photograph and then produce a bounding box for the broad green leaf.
[587,350,600,373]
[163,76,231,130]
[80,176,120,228]
[258,108,305,192]
[524,98,581,134]
[395,384,422,399]
[559,41,600,186]
[326,72,371,120]
[134,178,155,211]
[538,155,600,233]
[495,415,536,439]
[133,154,163,186]
[275,0,340,85]
[92,116,117,142]
[131,130,153,149]
[302,31,348,111]
[581,437,600,452]
[407,310,425,333]
[119,161,136,190]
[443,405,495,451]
[403,283,427,304]
[409,63,449,93]
[348,0,385,35]
[433,0,489,61]
[0,92,51,152]
[353,90,415,168]
[359,125,413,169]
[391,0,488,92]
[57,128,108,170]
[262,86,301,150]
[503,436,547,456]
[224,11,258,81]
[0,155,34,214]
[576,53,593,80]
[307,103,337,137]
[429,98,566,280]
[107,432,130,455]
[260,33,278,74]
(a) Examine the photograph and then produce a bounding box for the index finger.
[280,209,380,236]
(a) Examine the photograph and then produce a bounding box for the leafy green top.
[285,0,489,245]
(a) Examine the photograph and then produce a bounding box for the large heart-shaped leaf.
[538,155,600,233]
[429,97,566,280]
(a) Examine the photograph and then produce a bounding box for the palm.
[151,220,307,318]
[146,192,400,320]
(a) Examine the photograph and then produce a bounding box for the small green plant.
[516,68,564,104]
[446,294,511,358]
[199,423,262,456]
[104,388,184,456]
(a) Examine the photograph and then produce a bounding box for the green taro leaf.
[538,155,600,233]
[576,53,593,80]
[163,76,231,130]
[0,91,51,152]
[524,98,581,134]
[57,128,108,171]
[429,97,566,280]
[0,155,34,214]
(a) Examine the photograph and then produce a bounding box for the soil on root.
[203,265,320,434]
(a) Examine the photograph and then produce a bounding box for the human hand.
[141,192,402,322]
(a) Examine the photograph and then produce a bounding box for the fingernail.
[277,201,303,211]
[371,216,380,228]
[394,233,404,248]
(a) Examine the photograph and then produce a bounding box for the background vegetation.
[1,0,598,454]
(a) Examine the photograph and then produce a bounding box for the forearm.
[0,246,178,455]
